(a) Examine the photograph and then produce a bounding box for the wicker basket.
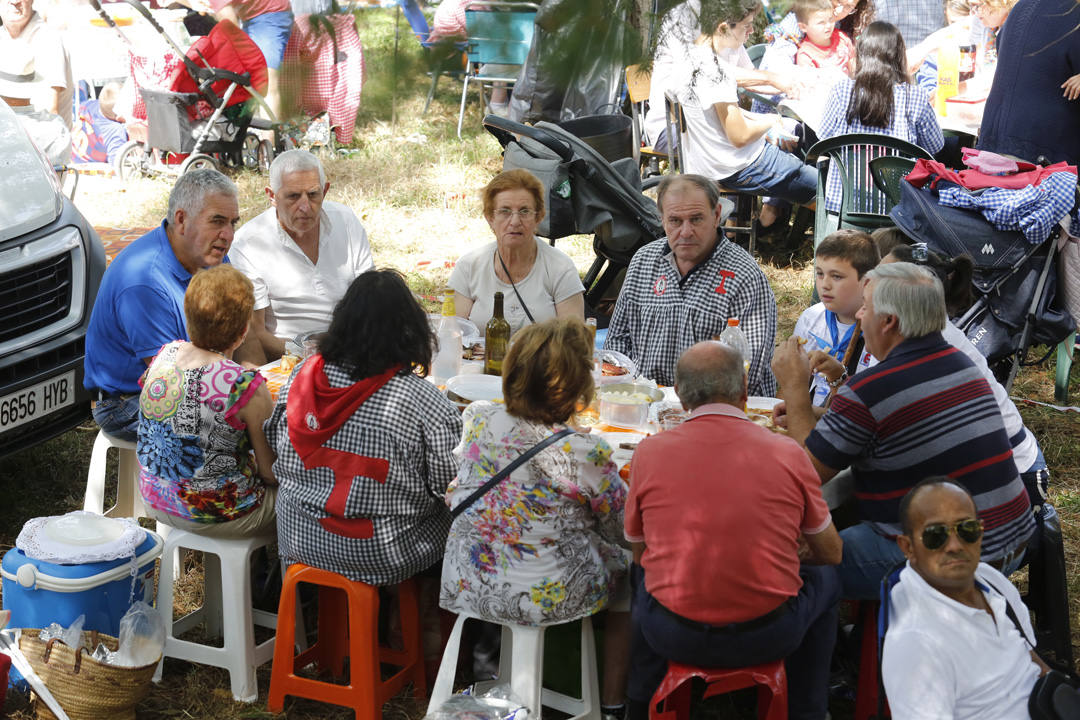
[18,630,158,720]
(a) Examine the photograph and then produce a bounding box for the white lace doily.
[17,511,146,564]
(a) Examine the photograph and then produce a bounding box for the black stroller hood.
[485,115,664,259]
[889,180,1040,293]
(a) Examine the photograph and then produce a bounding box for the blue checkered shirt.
[819,77,945,213]
[936,170,1079,244]
[873,0,946,46]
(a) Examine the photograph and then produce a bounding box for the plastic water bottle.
[433,289,462,383]
[718,318,751,373]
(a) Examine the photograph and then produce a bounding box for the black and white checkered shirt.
[265,361,463,585]
[605,237,778,395]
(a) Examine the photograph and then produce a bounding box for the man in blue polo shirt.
[773,262,1035,599]
[84,169,246,441]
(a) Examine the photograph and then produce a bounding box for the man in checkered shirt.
[605,175,778,395]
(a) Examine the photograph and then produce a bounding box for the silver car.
[0,100,106,456]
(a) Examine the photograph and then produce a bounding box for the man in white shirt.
[0,0,73,129]
[230,149,374,360]
[882,478,1049,720]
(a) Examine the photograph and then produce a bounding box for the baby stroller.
[91,0,281,179]
[889,171,1078,393]
[483,114,665,316]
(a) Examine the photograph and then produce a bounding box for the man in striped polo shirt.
[774,262,1035,599]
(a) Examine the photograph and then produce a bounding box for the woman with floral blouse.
[441,317,631,714]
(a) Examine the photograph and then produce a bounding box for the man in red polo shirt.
[624,341,842,720]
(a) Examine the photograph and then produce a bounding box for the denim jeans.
[91,395,140,442]
[838,522,905,601]
[719,142,818,205]
[626,563,840,720]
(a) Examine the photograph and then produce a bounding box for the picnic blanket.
[96,226,152,266]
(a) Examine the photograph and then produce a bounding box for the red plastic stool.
[267,564,426,719]
[651,660,787,720]
[853,600,889,720]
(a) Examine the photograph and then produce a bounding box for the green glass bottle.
[484,292,511,376]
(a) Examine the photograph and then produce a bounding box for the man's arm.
[234,320,269,367]
[244,308,284,362]
[771,337,819,445]
[631,541,645,565]
[733,269,778,397]
[801,521,842,565]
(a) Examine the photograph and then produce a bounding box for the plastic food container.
[597,383,663,429]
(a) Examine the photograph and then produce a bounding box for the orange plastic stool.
[267,564,426,719]
[650,660,788,720]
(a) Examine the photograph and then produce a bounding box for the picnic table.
[780,91,984,139]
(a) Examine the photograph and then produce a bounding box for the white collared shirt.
[882,562,1040,720]
[231,200,374,341]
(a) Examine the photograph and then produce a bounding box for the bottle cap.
[727,318,739,327]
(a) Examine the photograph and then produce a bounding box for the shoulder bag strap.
[450,427,574,520]
[496,249,536,324]
[981,574,1034,647]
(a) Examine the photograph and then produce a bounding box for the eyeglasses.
[494,208,538,220]
[921,519,983,550]
[911,242,929,263]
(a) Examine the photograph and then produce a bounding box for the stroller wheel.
[179,153,220,175]
[115,141,148,182]
[243,133,262,170]
[257,140,274,174]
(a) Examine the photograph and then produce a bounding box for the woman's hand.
[1063,73,1080,101]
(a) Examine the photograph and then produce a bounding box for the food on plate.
[619,462,631,481]
[462,342,484,361]
[618,441,639,451]
[278,354,300,373]
[657,406,689,429]
[573,407,600,427]
[598,389,654,404]
[601,361,629,376]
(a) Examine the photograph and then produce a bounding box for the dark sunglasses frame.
[921,519,983,550]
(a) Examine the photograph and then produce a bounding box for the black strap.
[497,249,536,324]
[450,427,574,520]
[981,574,1034,647]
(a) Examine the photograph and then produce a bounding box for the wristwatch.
[828,370,849,389]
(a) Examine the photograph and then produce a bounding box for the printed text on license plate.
[0,371,76,433]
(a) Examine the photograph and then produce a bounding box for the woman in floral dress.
[441,317,631,713]
[137,265,277,537]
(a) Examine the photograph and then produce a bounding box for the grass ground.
[1,6,1078,719]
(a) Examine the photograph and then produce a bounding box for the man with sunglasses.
[882,478,1049,719]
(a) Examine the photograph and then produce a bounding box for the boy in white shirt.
[792,229,879,405]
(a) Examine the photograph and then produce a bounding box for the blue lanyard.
[824,310,856,360]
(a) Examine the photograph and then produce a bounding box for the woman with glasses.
[449,169,585,334]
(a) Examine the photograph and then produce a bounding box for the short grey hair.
[675,342,745,410]
[270,149,326,193]
[167,169,238,224]
[865,262,947,338]
[657,174,721,215]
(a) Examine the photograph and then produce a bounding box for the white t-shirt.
[670,43,765,179]
[230,200,374,341]
[882,563,1039,720]
[448,239,584,334]
[793,303,874,406]
[0,13,73,129]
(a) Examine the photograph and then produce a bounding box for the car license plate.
[0,370,76,434]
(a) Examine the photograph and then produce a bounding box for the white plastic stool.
[153,527,277,702]
[429,614,601,720]
[84,429,147,520]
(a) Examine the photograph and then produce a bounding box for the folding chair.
[397,0,468,114]
[625,64,667,178]
[806,133,933,250]
[746,42,766,68]
[456,1,538,137]
[664,90,758,253]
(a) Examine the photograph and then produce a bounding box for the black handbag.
[1029,670,1080,720]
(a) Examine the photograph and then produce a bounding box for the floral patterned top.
[440,402,629,627]
[137,341,266,523]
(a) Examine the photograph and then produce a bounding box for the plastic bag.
[424,684,528,720]
[112,601,164,667]
[38,613,84,651]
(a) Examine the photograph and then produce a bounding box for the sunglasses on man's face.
[921,519,983,550]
